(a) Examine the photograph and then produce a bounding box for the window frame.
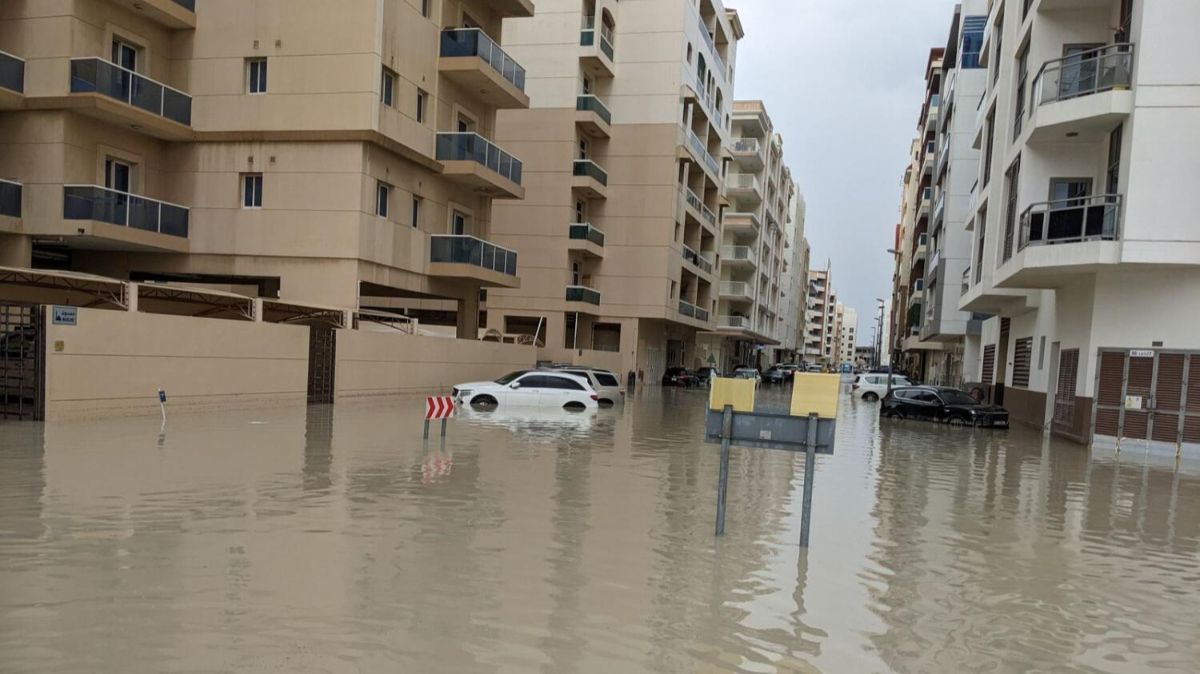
[247,58,268,95]
[381,67,397,107]
[410,195,422,229]
[242,173,264,209]
[376,181,391,218]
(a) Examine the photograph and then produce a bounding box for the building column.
[0,233,31,268]
[456,291,481,339]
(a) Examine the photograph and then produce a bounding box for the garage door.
[1093,348,1199,448]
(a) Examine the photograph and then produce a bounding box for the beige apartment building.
[0,0,537,339]
[486,0,742,380]
[699,99,796,372]
[803,266,834,366]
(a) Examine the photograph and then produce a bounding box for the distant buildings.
[887,0,1200,448]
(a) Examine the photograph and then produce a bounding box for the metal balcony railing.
[1019,194,1121,250]
[0,50,24,93]
[576,94,611,125]
[568,222,605,247]
[679,300,707,321]
[70,58,192,125]
[720,315,750,329]
[63,184,189,237]
[440,28,526,91]
[580,16,615,61]
[726,173,761,194]
[436,132,523,185]
[565,285,601,305]
[572,159,608,186]
[1034,44,1133,107]
[723,211,761,230]
[0,179,20,218]
[686,128,721,176]
[430,235,518,276]
[681,245,713,274]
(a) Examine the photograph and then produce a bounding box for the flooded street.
[2,386,1199,673]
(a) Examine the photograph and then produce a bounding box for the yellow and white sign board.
[789,373,841,419]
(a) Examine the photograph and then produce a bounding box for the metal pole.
[715,404,733,536]
[799,412,819,547]
[440,417,447,438]
[423,419,430,439]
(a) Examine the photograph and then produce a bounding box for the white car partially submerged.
[452,370,599,410]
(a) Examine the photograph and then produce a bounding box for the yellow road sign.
[790,373,840,419]
[709,377,756,413]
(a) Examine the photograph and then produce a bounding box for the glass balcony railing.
[0,179,20,218]
[686,128,721,176]
[572,159,608,186]
[929,93,940,109]
[720,315,750,329]
[429,234,518,276]
[683,187,716,226]
[731,138,761,155]
[568,222,605,247]
[171,0,196,10]
[1034,44,1133,107]
[726,173,761,195]
[1020,194,1121,250]
[565,285,601,305]
[695,305,709,322]
[69,58,192,125]
[720,281,752,299]
[436,132,523,185]
[440,28,526,92]
[576,94,611,125]
[681,245,713,274]
[0,50,24,93]
[63,184,189,237]
[696,16,727,83]
[678,300,707,321]
[721,245,755,263]
[580,17,615,61]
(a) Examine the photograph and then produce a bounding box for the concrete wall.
[335,329,535,397]
[44,307,310,418]
[536,346,623,374]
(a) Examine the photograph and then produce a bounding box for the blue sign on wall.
[52,306,77,325]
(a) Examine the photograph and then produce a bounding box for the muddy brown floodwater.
[2,386,1200,673]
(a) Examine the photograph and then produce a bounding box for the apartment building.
[803,267,832,365]
[773,192,810,363]
[488,0,743,379]
[896,48,947,380]
[838,306,858,367]
[958,0,1200,446]
[921,2,989,386]
[0,0,537,339]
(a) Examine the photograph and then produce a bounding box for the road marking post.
[424,396,454,439]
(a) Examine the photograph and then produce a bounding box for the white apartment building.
[803,267,834,365]
[838,307,858,367]
[921,2,989,386]
[703,100,796,372]
[958,0,1200,446]
[773,192,809,362]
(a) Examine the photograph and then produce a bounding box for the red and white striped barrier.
[425,396,454,420]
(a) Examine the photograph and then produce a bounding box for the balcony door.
[450,209,468,236]
[1047,178,1092,243]
[104,158,132,225]
[1059,44,1104,100]
[111,39,138,71]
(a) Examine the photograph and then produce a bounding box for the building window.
[1013,42,1029,139]
[1106,124,1123,195]
[421,0,431,18]
[960,16,986,69]
[991,10,1003,86]
[416,89,428,123]
[451,210,468,235]
[104,158,132,193]
[411,196,422,229]
[1001,156,1021,262]
[575,199,586,223]
[242,173,263,208]
[376,182,390,218]
[381,68,396,107]
[111,39,139,71]
[982,107,995,187]
[247,58,268,94]
[975,206,987,283]
[1013,337,1032,388]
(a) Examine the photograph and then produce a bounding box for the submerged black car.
[661,367,695,387]
[881,386,1009,428]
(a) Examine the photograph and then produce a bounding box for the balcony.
[720,315,751,330]
[681,245,713,274]
[68,58,192,139]
[683,128,722,178]
[1030,44,1133,143]
[719,281,754,303]
[106,0,196,29]
[0,50,24,109]
[429,235,520,288]
[436,132,524,199]
[722,211,760,237]
[721,245,756,268]
[62,184,189,252]
[567,222,605,257]
[914,232,928,258]
[995,195,1124,287]
[932,190,945,226]
[726,173,762,204]
[679,300,709,322]
[439,29,529,109]
[580,17,616,78]
[575,94,612,138]
[565,285,602,313]
[730,138,764,171]
[571,159,608,199]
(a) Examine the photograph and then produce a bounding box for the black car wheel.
[882,409,903,419]
[946,415,973,427]
[862,392,879,402]
[470,395,498,410]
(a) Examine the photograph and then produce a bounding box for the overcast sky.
[731,0,960,345]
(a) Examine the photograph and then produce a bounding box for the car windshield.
[940,389,978,405]
[494,370,528,385]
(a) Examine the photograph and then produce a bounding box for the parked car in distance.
[777,363,804,380]
[881,386,1010,428]
[731,367,761,383]
[694,367,720,386]
[762,366,788,384]
[453,370,598,410]
[805,364,823,373]
[662,367,695,387]
[549,366,624,405]
[852,372,912,401]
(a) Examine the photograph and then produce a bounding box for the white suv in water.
[549,366,625,405]
[452,370,598,410]
[851,373,912,402]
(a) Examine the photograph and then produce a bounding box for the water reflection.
[0,390,1198,672]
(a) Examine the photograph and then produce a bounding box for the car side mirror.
[510,382,521,389]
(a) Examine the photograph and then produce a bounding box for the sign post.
[424,396,454,438]
[705,373,839,547]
